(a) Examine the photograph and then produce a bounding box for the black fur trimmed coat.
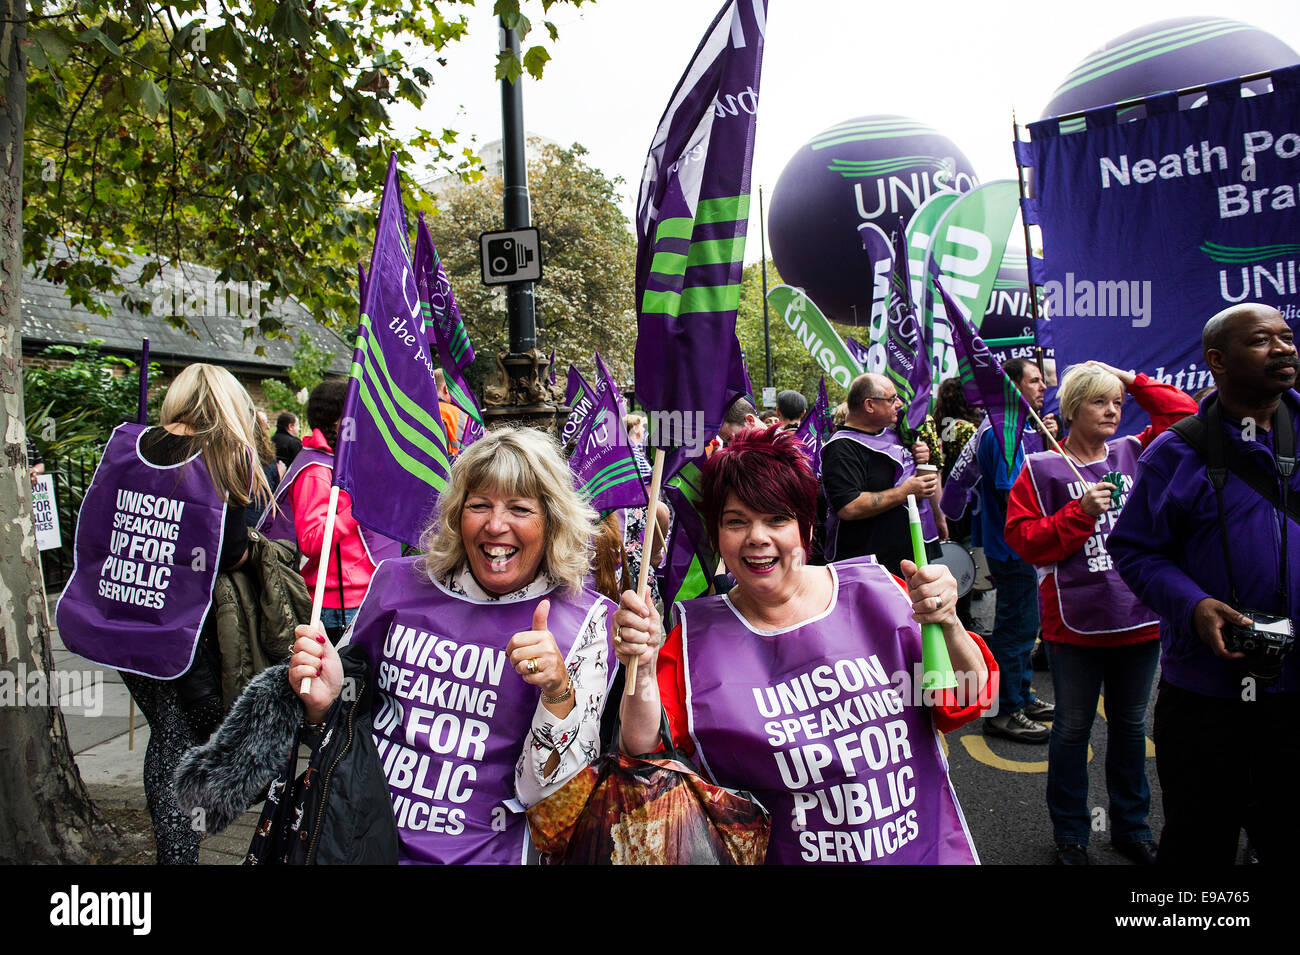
[174,643,398,864]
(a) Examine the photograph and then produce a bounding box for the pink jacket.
[290,429,377,609]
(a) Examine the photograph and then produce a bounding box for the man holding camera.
[1111,302,1300,864]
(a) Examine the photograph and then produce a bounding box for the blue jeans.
[1046,639,1159,846]
[985,555,1040,715]
[321,606,359,642]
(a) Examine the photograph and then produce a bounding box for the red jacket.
[655,574,1000,754]
[1004,374,1198,646]
[291,429,379,609]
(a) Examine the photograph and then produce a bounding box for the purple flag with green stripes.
[568,384,647,515]
[335,155,451,548]
[885,218,931,441]
[414,211,475,372]
[794,376,833,476]
[414,212,485,446]
[561,364,598,446]
[933,264,1031,477]
[635,0,767,467]
[659,456,717,615]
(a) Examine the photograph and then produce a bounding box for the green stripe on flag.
[354,379,448,491]
[356,340,451,471]
[451,328,470,363]
[585,466,641,500]
[669,555,710,608]
[696,195,749,224]
[586,459,637,487]
[650,250,689,277]
[1001,381,1021,474]
[447,380,483,425]
[685,237,747,268]
[642,284,742,316]
[656,217,694,241]
[356,314,451,467]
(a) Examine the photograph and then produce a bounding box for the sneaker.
[983,709,1050,743]
[1024,696,1055,722]
[1056,844,1090,865]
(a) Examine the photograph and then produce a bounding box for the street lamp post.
[482,17,560,430]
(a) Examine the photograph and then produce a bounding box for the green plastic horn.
[907,493,958,691]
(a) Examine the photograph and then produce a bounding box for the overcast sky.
[392,0,1299,261]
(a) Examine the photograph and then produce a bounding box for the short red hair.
[700,425,818,553]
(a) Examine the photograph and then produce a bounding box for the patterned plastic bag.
[526,713,769,865]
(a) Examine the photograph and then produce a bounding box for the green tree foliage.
[261,333,333,417]
[422,141,635,394]
[734,259,830,406]
[23,0,586,338]
[22,341,161,456]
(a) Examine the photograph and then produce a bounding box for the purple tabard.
[257,448,401,567]
[822,428,937,563]
[55,424,226,679]
[344,558,613,865]
[1023,439,1158,634]
[678,558,978,865]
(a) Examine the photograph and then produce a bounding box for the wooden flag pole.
[300,485,342,696]
[1021,402,1088,486]
[627,447,666,696]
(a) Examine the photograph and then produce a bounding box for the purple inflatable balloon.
[768,116,978,327]
[1042,17,1298,119]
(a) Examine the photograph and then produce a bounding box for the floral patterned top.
[445,566,610,808]
[619,506,664,606]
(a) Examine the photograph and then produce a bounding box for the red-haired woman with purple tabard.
[612,426,1000,864]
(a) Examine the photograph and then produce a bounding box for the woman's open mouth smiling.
[482,544,519,571]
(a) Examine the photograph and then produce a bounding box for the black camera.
[1225,610,1295,682]
[486,237,534,278]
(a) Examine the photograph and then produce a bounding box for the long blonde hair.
[159,364,272,507]
[421,427,597,595]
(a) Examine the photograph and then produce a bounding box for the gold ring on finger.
[526,658,538,675]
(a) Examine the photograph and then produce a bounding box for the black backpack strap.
[1170,399,1300,524]
[1275,400,1295,478]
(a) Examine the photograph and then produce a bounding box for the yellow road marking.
[955,693,1154,772]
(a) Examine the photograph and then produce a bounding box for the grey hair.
[420,427,598,596]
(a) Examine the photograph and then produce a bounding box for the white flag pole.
[300,484,341,696]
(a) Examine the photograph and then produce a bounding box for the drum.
[933,540,976,597]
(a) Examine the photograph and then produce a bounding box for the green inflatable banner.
[767,284,862,392]
[924,180,1022,382]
